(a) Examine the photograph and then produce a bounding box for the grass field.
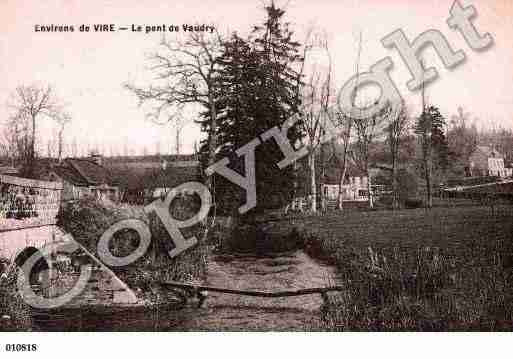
[266,204,513,331]
[294,205,513,249]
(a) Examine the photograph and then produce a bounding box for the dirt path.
[170,250,338,331]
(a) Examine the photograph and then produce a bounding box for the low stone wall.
[0,226,58,261]
[1,225,138,308]
[47,266,139,307]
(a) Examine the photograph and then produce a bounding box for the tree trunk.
[175,127,181,155]
[202,91,218,236]
[309,152,317,212]
[32,115,36,159]
[425,157,432,208]
[337,157,348,210]
[367,164,374,209]
[392,155,399,210]
[320,144,326,211]
[58,128,64,162]
[206,92,218,192]
[28,114,37,177]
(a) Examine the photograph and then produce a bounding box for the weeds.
[215,220,305,255]
[297,205,513,330]
[57,196,208,301]
[0,260,32,331]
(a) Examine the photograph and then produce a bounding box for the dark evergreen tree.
[198,3,304,217]
[415,105,447,208]
[429,107,449,172]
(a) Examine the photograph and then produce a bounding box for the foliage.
[415,105,449,172]
[0,261,32,331]
[198,3,304,216]
[479,127,513,166]
[385,104,410,209]
[57,197,208,297]
[289,205,513,330]
[447,106,478,176]
[4,85,70,178]
[215,221,304,255]
[415,105,448,207]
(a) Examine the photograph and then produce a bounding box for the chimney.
[90,152,103,166]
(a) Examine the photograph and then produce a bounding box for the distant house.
[47,155,119,202]
[105,154,201,204]
[147,166,202,199]
[468,146,512,178]
[104,154,199,170]
[319,143,389,206]
[321,166,373,204]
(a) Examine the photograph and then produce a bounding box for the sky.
[1,0,512,157]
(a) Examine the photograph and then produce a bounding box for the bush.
[301,227,513,331]
[404,198,424,209]
[215,219,304,255]
[57,197,208,300]
[0,261,32,331]
[397,169,419,203]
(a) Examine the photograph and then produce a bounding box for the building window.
[358,190,368,198]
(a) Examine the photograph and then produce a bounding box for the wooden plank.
[160,281,345,298]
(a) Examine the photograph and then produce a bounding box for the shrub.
[0,260,32,331]
[302,229,513,331]
[57,196,208,300]
[215,219,305,255]
[404,198,424,209]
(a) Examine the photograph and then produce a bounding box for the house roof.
[103,154,199,167]
[65,158,114,185]
[51,158,115,187]
[475,146,503,159]
[322,162,367,185]
[152,166,201,189]
[109,165,201,190]
[108,167,148,190]
[52,165,89,186]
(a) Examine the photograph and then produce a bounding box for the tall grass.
[0,260,32,331]
[296,205,513,330]
[57,196,209,299]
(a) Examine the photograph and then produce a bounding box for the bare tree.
[350,103,389,209]
[170,115,186,155]
[386,103,409,209]
[328,32,362,210]
[1,121,25,166]
[55,114,71,161]
[46,139,54,158]
[299,69,332,212]
[71,138,79,158]
[6,84,70,177]
[296,30,333,212]
[125,31,223,191]
[330,112,353,210]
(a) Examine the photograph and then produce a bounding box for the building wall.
[469,148,508,178]
[321,176,369,202]
[0,225,58,260]
[488,157,506,177]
